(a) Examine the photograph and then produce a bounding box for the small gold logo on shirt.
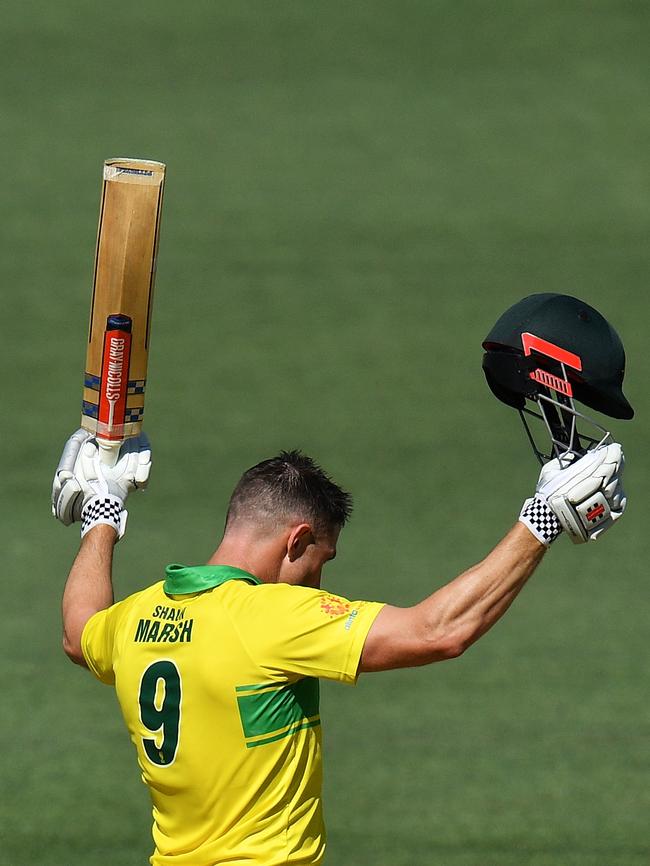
[320,594,351,617]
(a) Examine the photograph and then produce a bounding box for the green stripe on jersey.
[236,678,320,748]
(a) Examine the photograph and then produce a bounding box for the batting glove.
[519,443,625,546]
[52,429,152,539]
[51,429,93,526]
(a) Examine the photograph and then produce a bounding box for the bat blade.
[81,158,165,463]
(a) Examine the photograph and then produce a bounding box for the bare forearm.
[62,525,117,665]
[416,522,545,658]
[360,523,546,671]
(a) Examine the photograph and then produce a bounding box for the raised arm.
[361,522,542,671]
[53,430,152,666]
[62,525,117,666]
[361,443,626,672]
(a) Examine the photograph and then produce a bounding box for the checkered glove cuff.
[519,496,562,546]
[81,494,127,540]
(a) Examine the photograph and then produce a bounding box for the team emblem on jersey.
[320,594,351,617]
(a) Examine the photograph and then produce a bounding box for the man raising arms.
[54,437,625,865]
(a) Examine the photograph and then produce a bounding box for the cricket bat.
[81,158,165,465]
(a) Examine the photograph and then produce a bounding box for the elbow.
[422,625,476,663]
[62,634,87,668]
[431,636,470,661]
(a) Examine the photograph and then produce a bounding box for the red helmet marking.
[521,333,582,371]
[529,368,573,397]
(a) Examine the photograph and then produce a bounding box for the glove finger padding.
[542,444,625,544]
[602,474,625,511]
[52,429,95,524]
[134,442,152,488]
[102,434,152,497]
[78,441,109,495]
[53,474,84,525]
[115,433,152,490]
[54,428,94,478]
[543,444,622,495]
[73,433,152,501]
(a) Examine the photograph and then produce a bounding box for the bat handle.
[97,437,122,467]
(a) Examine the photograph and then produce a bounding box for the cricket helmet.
[482,293,633,461]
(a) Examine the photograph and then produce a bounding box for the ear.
[286,523,314,562]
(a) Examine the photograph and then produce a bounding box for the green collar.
[164,564,262,595]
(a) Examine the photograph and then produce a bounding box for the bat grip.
[97,437,122,467]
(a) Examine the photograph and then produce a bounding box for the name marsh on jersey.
[134,605,194,643]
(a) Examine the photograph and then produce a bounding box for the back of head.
[226,450,353,536]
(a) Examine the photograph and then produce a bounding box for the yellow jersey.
[81,564,384,865]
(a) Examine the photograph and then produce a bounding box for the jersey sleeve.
[81,600,127,685]
[233,585,384,685]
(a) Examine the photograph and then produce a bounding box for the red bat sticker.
[98,316,132,440]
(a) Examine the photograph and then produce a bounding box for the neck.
[206,531,283,584]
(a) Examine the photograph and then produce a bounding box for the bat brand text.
[105,337,126,400]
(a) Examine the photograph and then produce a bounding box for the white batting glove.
[77,434,152,539]
[51,429,94,525]
[52,430,152,538]
[520,443,625,545]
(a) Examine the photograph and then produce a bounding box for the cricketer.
[52,294,631,864]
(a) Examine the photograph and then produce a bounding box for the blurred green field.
[2,1,649,864]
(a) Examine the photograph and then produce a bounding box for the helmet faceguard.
[482,294,633,465]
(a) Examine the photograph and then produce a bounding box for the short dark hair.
[226,450,353,534]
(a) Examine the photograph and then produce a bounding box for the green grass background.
[2,1,649,863]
